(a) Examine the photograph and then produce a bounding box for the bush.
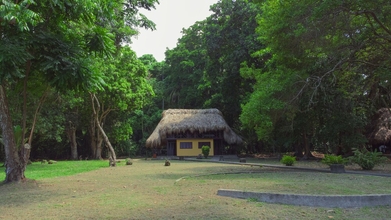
[280,155,296,166]
[164,160,170,166]
[201,146,210,158]
[125,158,133,165]
[322,154,348,166]
[349,149,387,170]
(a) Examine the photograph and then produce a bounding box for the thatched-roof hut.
[146,109,242,156]
[368,108,391,147]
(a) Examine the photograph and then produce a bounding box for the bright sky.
[131,0,219,62]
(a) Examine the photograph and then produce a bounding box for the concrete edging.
[217,189,391,208]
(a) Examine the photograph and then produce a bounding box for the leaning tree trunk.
[98,124,116,166]
[0,85,25,183]
[90,93,116,166]
[24,89,47,164]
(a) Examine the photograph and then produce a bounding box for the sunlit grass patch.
[181,171,391,195]
[0,160,123,180]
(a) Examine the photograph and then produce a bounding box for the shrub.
[280,155,296,166]
[349,149,387,170]
[125,158,133,165]
[322,154,348,166]
[201,146,210,158]
[164,160,170,166]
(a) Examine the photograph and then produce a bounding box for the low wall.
[217,189,391,208]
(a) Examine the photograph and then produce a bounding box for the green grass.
[0,160,390,220]
[0,160,121,180]
[184,172,391,195]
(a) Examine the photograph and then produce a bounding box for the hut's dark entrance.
[167,141,176,156]
[214,139,224,155]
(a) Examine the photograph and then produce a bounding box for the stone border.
[181,156,391,207]
[217,189,391,208]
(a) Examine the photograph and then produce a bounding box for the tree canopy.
[2,0,391,184]
[241,0,391,155]
[0,0,159,182]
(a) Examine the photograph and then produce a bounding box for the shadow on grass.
[0,179,66,207]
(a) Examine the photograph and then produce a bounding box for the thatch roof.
[146,109,242,148]
[368,108,391,145]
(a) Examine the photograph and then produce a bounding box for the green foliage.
[128,106,162,157]
[0,35,33,82]
[201,145,210,159]
[80,45,155,159]
[280,155,296,166]
[162,0,263,132]
[349,149,387,170]
[322,155,348,166]
[0,0,41,31]
[240,70,293,140]
[0,0,160,170]
[202,0,263,127]
[163,23,207,109]
[115,140,139,158]
[239,0,391,154]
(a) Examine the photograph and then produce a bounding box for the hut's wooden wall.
[176,139,214,157]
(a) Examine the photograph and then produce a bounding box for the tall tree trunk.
[303,133,313,159]
[293,142,303,158]
[88,118,97,158]
[66,121,78,160]
[96,135,103,160]
[89,115,105,160]
[21,61,29,166]
[95,135,103,159]
[0,85,24,183]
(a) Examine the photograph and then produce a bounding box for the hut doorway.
[167,141,176,156]
[214,139,223,155]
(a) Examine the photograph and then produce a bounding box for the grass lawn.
[0,160,122,180]
[0,159,390,219]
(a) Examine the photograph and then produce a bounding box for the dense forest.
[1,0,391,182]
